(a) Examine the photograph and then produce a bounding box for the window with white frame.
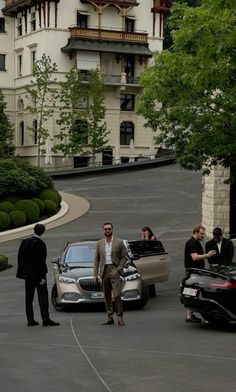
[120,121,134,145]
[18,54,22,76]
[0,17,5,33]
[17,17,22,36]
[31,12,36,31]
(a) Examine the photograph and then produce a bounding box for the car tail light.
[208,279,236,288]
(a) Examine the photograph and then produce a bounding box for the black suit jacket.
[16,235,48,283]
[205,237,234,266]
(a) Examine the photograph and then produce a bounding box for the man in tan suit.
[94,222,127,326]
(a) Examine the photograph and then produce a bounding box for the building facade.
[0,0,172,169]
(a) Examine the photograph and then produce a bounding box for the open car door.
[127,240,170,285]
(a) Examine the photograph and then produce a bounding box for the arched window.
[120,121,134,145]
[19,121,24,145]
[17,98,24,112]
[33,119,37,144]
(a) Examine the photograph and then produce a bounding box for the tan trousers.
[102,264,124,319]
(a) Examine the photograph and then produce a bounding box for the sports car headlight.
[125,273,141,281]
[58,276,77,284]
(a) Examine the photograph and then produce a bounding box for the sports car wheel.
[51,284,64,311]
[200,313,230,326]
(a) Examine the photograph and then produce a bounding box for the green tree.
[138,0,236,174]
[164,0,202,49]
[25,54,58,167]
[54,68,109,166]
[0,90,15,158]
[53,68,87,160]
[86,69,110,165]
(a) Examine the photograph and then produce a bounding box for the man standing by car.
[184,224,216,323]
[94,222,127,326]
[205,227,234,267]
[17,223,60,327]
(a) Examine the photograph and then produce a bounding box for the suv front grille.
[78,277,102,292]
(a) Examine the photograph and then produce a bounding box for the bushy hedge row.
[0,188,61,232]
[0,255,8,271]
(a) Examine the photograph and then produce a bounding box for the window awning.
[62,38,152,57]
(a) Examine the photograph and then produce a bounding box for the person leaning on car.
[16,223,60,327]
[94,222,128,326]
[205,227,234,267]
[184,224,216,323]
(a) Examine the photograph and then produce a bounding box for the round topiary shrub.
[0,255,8,271]
[0,211,11,231]
[54,189,62,205]
[9,210,26,228]
[43,199,57,216]
[38,189,59,207]
[14,200,40,224]
[0,201,15,214]
[2,195,21,204]
[32,198,45,215]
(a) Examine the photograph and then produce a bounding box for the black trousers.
[25,279,50,322]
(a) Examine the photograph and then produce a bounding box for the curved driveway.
[1,164,236,392]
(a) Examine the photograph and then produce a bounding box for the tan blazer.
[94,237,127,278]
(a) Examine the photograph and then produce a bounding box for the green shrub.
[0,211,11,231]
[1,195,21,204]
[14,200,40,224]
[32,198,45,214]
[38,189,59,207]
[0,158,54,197]
[9,210,26,228]
[43,199,57,216]
[0,201,15,214]
[54,189,62,205]
[0,255,8,271]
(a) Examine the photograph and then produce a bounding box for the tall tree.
[54,68,109,166]
[138,0,236,175]
[25,54,58,167]
[0,90,15,158]
[86,69,110,165]
[53,68,87,161]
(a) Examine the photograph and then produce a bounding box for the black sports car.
[180,264,236,325]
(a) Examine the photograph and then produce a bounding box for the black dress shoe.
[102,319,114,325]
[185,315,201,323]
[118,319,125,326]
[28,320,39,326]
[42,319,60,326]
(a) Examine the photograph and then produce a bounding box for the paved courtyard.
[1,164,236,392]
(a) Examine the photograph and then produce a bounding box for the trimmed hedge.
[0,255,8,271]
[43,200,57,216]
[0,211,11,231]
[14,200,40,224]
[38,189,60,207]
[0,201,15,214]
[9,210,26,228]
[32,198,45,214]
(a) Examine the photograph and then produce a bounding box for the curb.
[0,192,90,243]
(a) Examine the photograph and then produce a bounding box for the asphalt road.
[1,163,236,392]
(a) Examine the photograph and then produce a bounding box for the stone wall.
[202,166,230,238]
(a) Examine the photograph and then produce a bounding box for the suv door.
[127,240,170,284]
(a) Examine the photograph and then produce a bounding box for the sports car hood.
[60,266,93,279]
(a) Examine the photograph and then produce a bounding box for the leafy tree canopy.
[0,90,15,158]
[138,0,236,173]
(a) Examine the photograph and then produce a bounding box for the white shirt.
[217,240,222,254]
[105,238,113,265]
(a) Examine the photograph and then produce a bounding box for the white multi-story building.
[0,0,172,169]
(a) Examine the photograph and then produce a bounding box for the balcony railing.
[81,72,139,85]
[81,0,139,6]
[69,26,148,43]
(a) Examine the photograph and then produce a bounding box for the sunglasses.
[104,228,112,231]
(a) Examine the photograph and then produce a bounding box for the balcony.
[81,0,139,7]
[151,0,172,14]
[80,71,139,86]
[69,26,148,44]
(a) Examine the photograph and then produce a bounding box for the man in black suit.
[205,227,234,267]
[17,223,59,327]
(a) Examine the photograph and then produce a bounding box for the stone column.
[202,166,230,238]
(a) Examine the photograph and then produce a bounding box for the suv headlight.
[125,273,141,281]
[58,276,77,284]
